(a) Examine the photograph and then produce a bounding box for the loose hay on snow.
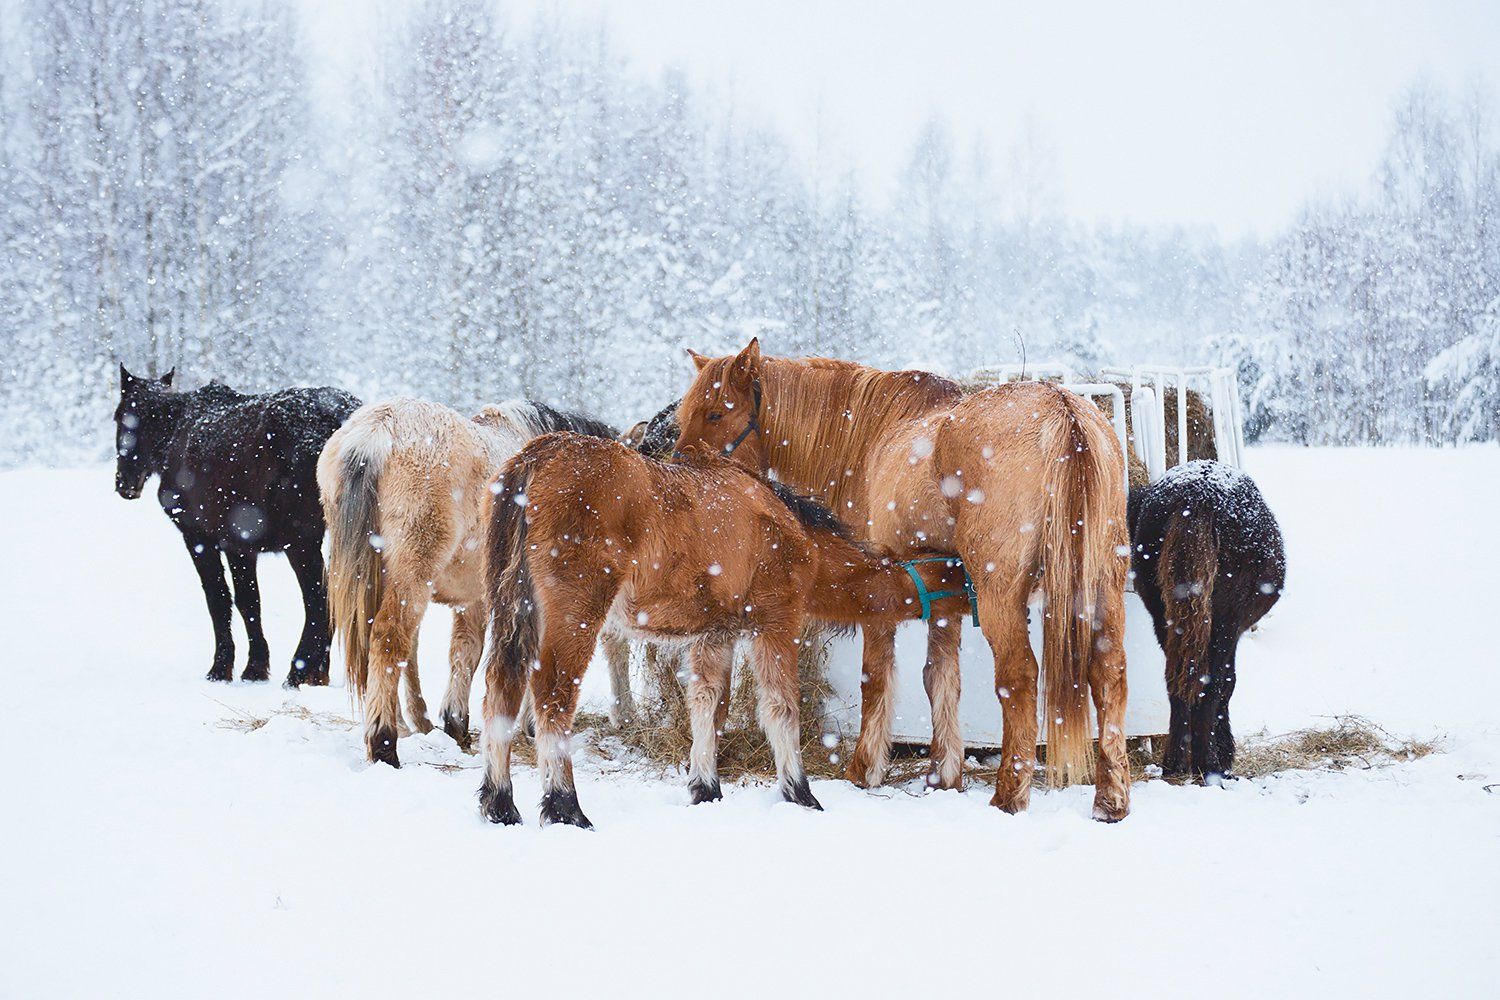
[1223,715,1439,779]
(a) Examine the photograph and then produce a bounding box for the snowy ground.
[3,447,1497,998]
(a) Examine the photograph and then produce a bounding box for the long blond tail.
[318,424,389,702]
[1039,389,1127,787]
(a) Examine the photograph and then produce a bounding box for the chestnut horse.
[675,340,1131,820]
[318,397,630,767]
[477,433,972,828]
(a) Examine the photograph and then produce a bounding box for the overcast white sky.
[308,0,1500,239]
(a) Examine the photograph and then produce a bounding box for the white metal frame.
[1099,365,1246,480]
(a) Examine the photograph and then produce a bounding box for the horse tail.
[1039,388,1127,787]
[483,446,542,714]
[318,416,391,703]
[1159,510,1218,702]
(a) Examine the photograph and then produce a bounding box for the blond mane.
[755,356,961,517]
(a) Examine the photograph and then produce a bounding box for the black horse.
[1129,460,1286,782]
[114,366,360,686]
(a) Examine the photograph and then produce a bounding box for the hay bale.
[960,370,1217,486]
[588,626,848,782]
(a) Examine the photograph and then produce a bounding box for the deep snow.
[2,447,1497,998]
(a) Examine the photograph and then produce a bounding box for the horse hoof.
[1091,794,1130,823]
[368,728,400,768]
[479,780,523,826]
[783,777,823,811]
[539,789,593,829]
[206,667,233,683]
[990,787,1030,815]
[241,667,270,683]
[688,777,723,805]
[842,759,880,789]
[442,713,472,751]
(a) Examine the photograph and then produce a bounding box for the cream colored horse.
[318,397,631,766]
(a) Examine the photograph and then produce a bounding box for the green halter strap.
[897,557,980,626]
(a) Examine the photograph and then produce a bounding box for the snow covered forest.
[1,0,1497,466]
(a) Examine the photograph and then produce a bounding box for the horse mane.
[757,356,963,512]
[522,400,619,441]
[766,479,854,541]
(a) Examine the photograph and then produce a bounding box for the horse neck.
[760,359,957,522]
[804,531,917,624]
[149,392,192,471]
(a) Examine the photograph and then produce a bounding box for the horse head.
[114,364,175,499]
[675,338,766,472]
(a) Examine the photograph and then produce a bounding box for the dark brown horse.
[477,433,972,828]
[114,366,359,686]
[675,340,1132,821]
[1129,460,1285,781]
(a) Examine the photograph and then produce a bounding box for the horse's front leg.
[685,639,733,804]
[922,619,964,789]
[844,621,897,787]
[225,550,270,682]
[183,534,235,682]
[600,628,636,728]
[750,629,821,810]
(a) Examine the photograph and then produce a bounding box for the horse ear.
[686,348,711,372]
[120,363,135,386]
[727,338,761,389]
[160,368,175,387]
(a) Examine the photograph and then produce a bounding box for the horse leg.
[365,585,427,767]
[284,541,330,687]
[601,629,636,728]
[184,535,235,682]
[844,621,897,788]
[750,630,821,810]
[439,604,485,750]
[1197,629,1239,782]
[1087,584,1131,822]
[1162,693,1193,778]
[685,639,733,804]
[398,627,431,736]
[478,618,527,827]
[982,591,1038,814]
[532,614,605,828]
[922,619,964,790]
[225,550,270,683]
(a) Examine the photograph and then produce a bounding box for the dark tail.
[1159,513,1218,702]
[483,449,542,714]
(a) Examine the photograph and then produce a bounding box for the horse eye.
[707,412,723,423]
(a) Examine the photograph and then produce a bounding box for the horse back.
[163,384,359,549]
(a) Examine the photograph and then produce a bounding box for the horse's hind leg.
[844,622,897,788]
[1087,584,1131,822]
[750,630,821,810]
[479,618,527,826]
[1201,632,1240,781]
[440,604,485,749]
[184,535,235,682]
[981,589,1038,813]
[1190,629,1237,783]
[532,608,607,828]
[601,629,636,728]
[285,541,330,687]
[685,639,733,804]
[366,585,427,766]
[1162,693,1192,778]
